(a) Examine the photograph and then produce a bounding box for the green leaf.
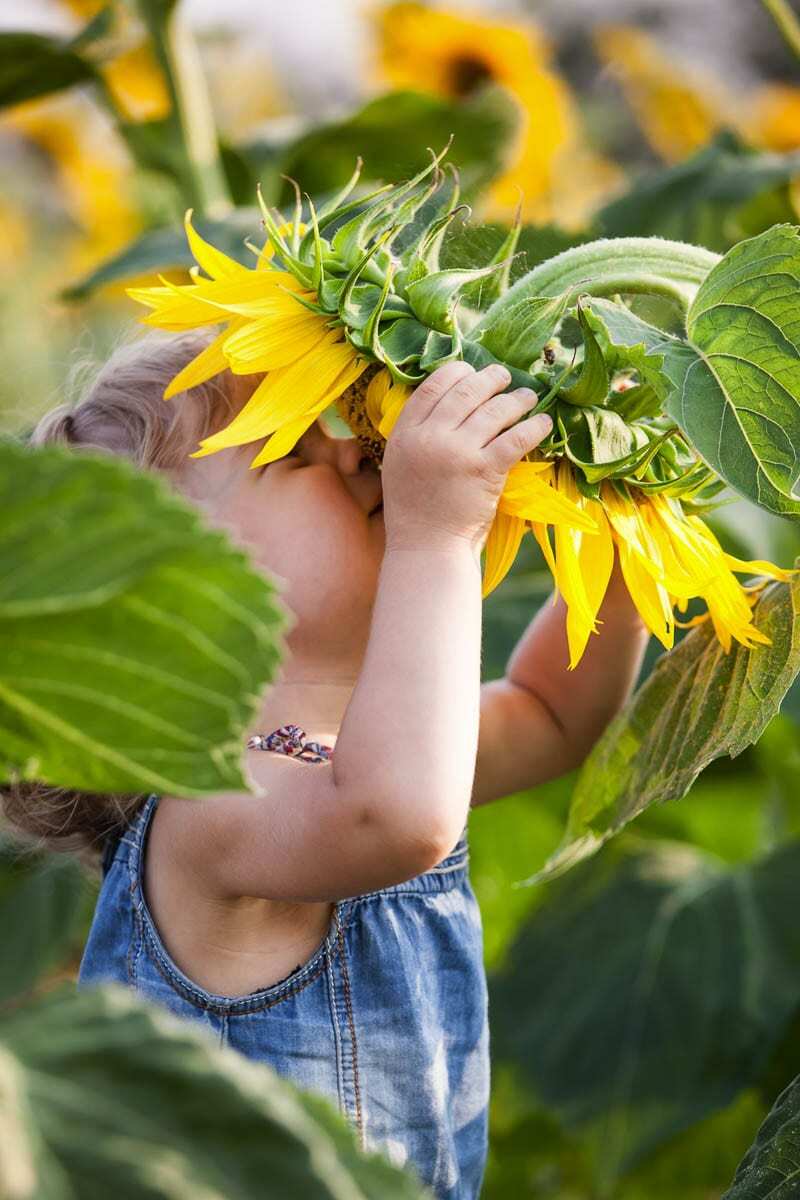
[561,304,610,407]
[0,31,97,109]
[597,132,800,251]
[477,293,569,370]
[582,297,681,399]
[535,571,800,882]
[723,1075,800,1199]
[683,224,800,511]
[490,837,800,1187]
[559,405,650,481]
[406,265,503,333]
[62,210,261,301]
[0,839,87,1006]
[277,87,521,203]
[0,983,430,1198]
[0,442,285,796]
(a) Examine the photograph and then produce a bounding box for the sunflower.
[375,2,619,225]
[596,25,800,162]
[128,156,796,668]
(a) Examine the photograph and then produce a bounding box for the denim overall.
[78,793,490,1199]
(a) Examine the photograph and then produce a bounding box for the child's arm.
[472,555,650,806]
[171,362,553,902]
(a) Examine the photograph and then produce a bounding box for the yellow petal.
[378,382,412,437]
[365,369,393,429]
[615,540,675,649]
[551,464,602,668]
[499,475,598,531]
[163,319,246,400]
[222,311,328,373]
[531,520,559,601]
[482,510,526,597]
[247,400,329,467]
[721,553,798,583]
[191,335,365,456]
[184,210,250,281]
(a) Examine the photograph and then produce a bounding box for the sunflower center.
[448,55,493,97]
[335,363,387,466]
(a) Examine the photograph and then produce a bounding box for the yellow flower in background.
[595,26,722,163]
[4,94,140,270]
[596,25,800,162]
[375,2,620,225]
[129,214,368,467]
[749,83,800,153]
[482,461,795,669]
[0,198,30,268]
[64,0,171,122]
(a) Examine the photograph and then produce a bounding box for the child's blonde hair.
[2,328,242,868]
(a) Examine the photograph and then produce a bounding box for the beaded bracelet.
[247,723,333,763]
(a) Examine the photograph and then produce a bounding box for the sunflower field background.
[2,1,800,1197]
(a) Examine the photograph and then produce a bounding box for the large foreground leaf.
[490,838,800,1189]
[0,983,429,1199]
[682,224,800,510]
[724,1076,800,1199]
[533,571,800,882]
[0,442,285,796]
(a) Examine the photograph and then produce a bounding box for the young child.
[17,329,649,1199]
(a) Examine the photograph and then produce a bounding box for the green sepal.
[377,317,429,366]
[460,339,541,394]
[397,203,470,292]
[477,291,570,370]
[339,282,386,331]
[317,276,346,313]
[560,303,610,407]
[634,461,721,497]
[306,195,326,292]
[477,208,522,307]
[406,263,507,333]
[557,403,649,478]
[256,186,315,288]
[330,145,449,267]
[298,181,393,261]
[420,329,461,371]
[574,474,602,501]
[609,381,662,421]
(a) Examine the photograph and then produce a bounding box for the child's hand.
[382,362,552,553]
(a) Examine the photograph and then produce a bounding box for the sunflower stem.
[473,237,721,336]
[134,0,232,217]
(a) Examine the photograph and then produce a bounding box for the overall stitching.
[335,905,365,1147]
[325,944,348,1121]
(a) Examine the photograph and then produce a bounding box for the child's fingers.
[398,361,476,426]
[458,387,539,446]
[431,363,512,428]
[485,412,554,474]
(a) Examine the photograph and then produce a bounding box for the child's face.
[182,399,386,669]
